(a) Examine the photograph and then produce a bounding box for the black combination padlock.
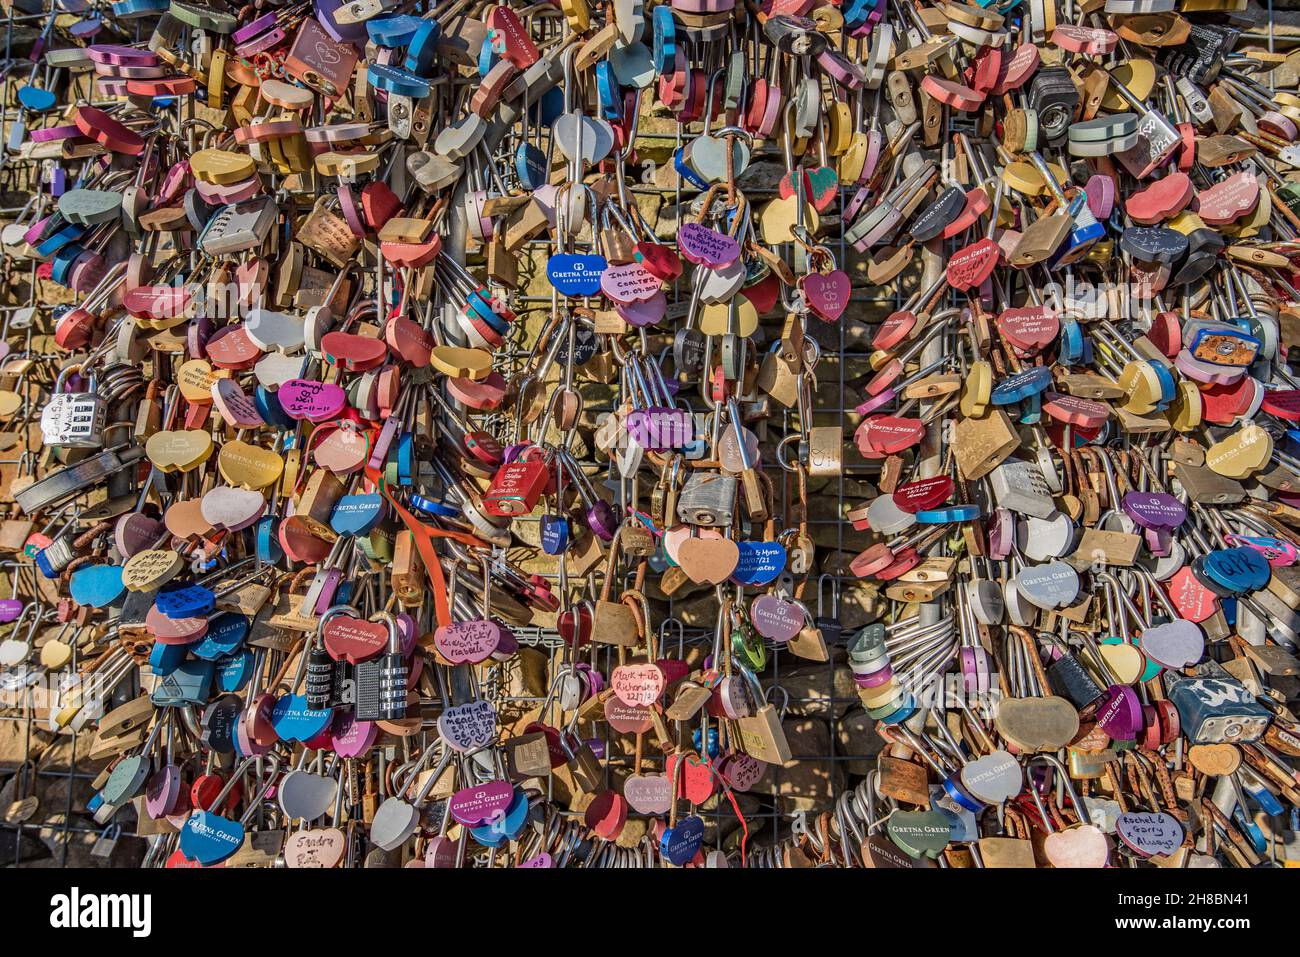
[304,608,346,711]
[304,637,336,711]
[374,612,409,721]
[1160,24,1239,86]
[1025,67,1079,143]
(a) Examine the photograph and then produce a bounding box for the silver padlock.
[40,366,106,449]
[558,666,587,711]
[676,472,737,527]
[988,457,1055,519]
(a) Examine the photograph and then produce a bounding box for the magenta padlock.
[0,599,23,623]
[338,185,367,239]
[500,442,531,464]
[843,184,874,224]
[582,663,605,695]
[491,625,520,661]
[625,414,680,454]
[188,315,215,360]
[1144,527,1172,557]
[987,508,1014,561]
[960,646,991,693]
[625,355,694,453]
[158,162,190,204]
[23,215,50,247]
[236,28,286,57]
[394,612,419,656]
[369,416,402,469]
[526,576,560,612]
[586,502,619,541]
[311,569,345,616]
[314,0,370,44]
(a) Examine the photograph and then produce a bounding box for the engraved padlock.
[40,366,106,449]
[483,446,551,517]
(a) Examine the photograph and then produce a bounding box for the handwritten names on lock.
[610,663,665,707]
[433,619,502,664]
[677,224,741,268]
[279,379,347,421]
[600,261,663,303]
[437,699,497,752]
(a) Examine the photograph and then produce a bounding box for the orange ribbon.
[364,464,489,628]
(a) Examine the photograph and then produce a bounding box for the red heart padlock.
[1126,172,1193,225]
[362,181,403,231]
[997,305,1059,353]
[893,476,955,513]
[322,331,390,371]
[665,752,715,804]
[866,415,925,455]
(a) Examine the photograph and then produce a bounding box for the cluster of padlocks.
[2,0,1300,869]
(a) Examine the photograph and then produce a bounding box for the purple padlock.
[188,314,215,359]
[500,442,529,465]
[1144,526,1172,557]
[627,407,694,453]
[556,447,617,541]
[987,507,1014,561]
[314,0,370,44]
[854,664,894,689]
[394,612,418,656]
[1096,685,1143,739]
[232,10,279,44]
[0,599,23,623]
[1122,491,1186,530]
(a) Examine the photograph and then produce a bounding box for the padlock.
[1024,67,1078,143]
[483,447,551,517]
[372,612,408,722]
[40,366,106,449]
[676,472,737,527]
[307,607,351,710]
[1166,668,1271,744]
